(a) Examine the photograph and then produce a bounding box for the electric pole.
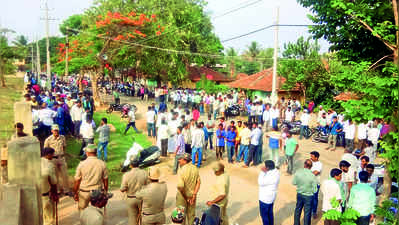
[271,6,279,105]
[31,44,34,73]
[36,40,41,75]
[45,0,51,88]
[65,27,69,77]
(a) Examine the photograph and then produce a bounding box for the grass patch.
[0,75,24,146]
[66,111,152,188]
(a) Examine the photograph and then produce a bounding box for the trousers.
[54,157,69,192]
[227,145,235,163]
[192,147,202,168]
[237,145,249,163]
[311,184,320,216]
[259,200,274,225]
[246,144,258,166]
[127,198,142,225]
[270,148,280,167]
[97,141,109,161]
[176,192,196,225]
[294,193,312,225]
[78,191,91,211]
[42,196,55,225]
[328,134,337,149]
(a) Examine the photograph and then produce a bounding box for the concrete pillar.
[14,101,33,136]
[0,184,22,225]
[7,136,42,225]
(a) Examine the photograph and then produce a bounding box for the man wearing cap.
[176,153,201,225]
[73,144,109,211]
[80,190,109,225]
[44,124,69,193]
[136,167,168,225]
[207,162,230,225]
[120,159,149,225]
[41,147,58,225]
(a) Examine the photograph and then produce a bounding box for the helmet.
[171,206,185,223]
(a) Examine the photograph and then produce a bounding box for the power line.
[137,0,263,44]
[222,24,314,42]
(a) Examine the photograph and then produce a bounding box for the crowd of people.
[0,72,392,225]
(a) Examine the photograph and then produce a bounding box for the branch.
[367,54,393,71]
[356,17,396,51]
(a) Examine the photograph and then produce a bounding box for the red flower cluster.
[96,11,154,28]
[105,63,113,71]
[57,40,80,63]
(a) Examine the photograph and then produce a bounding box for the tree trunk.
[0,61,5,87]
[380,168,392,203]
[78,72,84,92]
[90,70,101,108]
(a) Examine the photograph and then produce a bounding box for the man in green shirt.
[113,90,120,105]
[285,131,299,175]
[347,171,376,225]
[293,159,317,225]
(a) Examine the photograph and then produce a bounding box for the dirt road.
[59,96,346,225]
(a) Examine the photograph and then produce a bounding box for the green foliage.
[375,194,399,225]
[59,14,83,36]
[298,0,395,63]
[195,75,229,94]
[278,36,333,104]
[0,33,25,86]
[322,197,359,225]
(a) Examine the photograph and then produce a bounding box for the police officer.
[136,167,167,225]
[44,124,68,193]
[73,144,109,211]
[79,190,109,225]
[120,159,148,225]
[176,153,201,225]
[206,162,230,225]
[41,147,59,225]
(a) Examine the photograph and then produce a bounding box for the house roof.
[228,68,292,92]
[334,92,360,101]
[235,73,248,80]
[188,66,234,82]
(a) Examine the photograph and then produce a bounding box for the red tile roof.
[228,68,289,92]
[235,73,248,80]
[188,66,234,82]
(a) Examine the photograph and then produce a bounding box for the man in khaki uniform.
[206,162,230,225]
[176,153,201,225]
[73,144,109,211]
[80,190,109,225]
[44,124,69,193]
[136,167,167,225]
[120,159,148,225]
[41,147,59,225]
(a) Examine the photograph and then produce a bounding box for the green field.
[0,75,24,146]
[66,111,152,188]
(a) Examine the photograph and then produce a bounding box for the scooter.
[281,120,301,135]
[121,143,161,172]
[193,204,222,225]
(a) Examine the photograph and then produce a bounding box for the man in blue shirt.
[226,126,237,164]
[326,116,342,151]
[216,124,226,160]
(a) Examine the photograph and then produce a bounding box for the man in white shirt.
[79,116,96,157]
[258,160,280,225]
[71,101,85,137]
[366,164,379,192]
[285,107,294,122]
[262,104,271,132]
[146,106,156,137]
[158,119,169,157]
[310,151,322,218]
[299,109,310,140]
[256,102,264,124]
[357,122,368,149]
[317,106,326,120]
[341,148,359,172]
[321,168,343,225]
[124,108,139,134]
[191,123,205,168]
[344,120,356,150]
[38,102,57,136]
[367,125,380,153]
[244,123,262,168]
[270,105,279,131]
[339,160,356,201]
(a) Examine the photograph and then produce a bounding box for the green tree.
[0,33,23,87]
[59,14,83,36]
[245,41,262,60]
[278,36,332,103]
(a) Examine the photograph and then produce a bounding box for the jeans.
[147,123,155,137]
[237,145,249,163]
[192,147,202,168]
[246,144,258,166]
[356,215,371,225]
[294,193,312,225]
[270,148,279,167]
[208,132,214,149]
[286,154,294,174]
[311,184,320,216]
[161,139,168,157]
[125,122,139,134]
[227,145,235,163]
[216,146,224,159]
[272,118,278,131]
[259,201,274,225]
[73,121,81,137]
[299,125,309,139]
[255,144,262,165]
[97,141,109,161]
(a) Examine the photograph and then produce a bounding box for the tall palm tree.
[245,41,261,61]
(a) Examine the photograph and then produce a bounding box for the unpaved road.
[59,95,347,225]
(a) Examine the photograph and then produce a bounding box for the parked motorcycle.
[281,120,301,135]
[225,104,241,118]
[311,126,345,147]
[193,204,222,225]
[121,143,161,172]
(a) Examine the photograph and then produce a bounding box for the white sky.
[0,0,329,52]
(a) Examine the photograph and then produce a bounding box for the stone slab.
[14,101,33,136]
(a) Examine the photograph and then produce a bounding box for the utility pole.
[36,40,41,75]
[31,44,34,73]
[65,27,69,77]
[271,6,279,105]
[45,0,51,88]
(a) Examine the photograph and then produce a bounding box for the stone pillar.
[0,184,22,225]
[7,136,42,225]
[14,101,33,136]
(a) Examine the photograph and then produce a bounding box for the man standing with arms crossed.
[73,144,109,212]
[120,159,148,225]
[176,153,201,225]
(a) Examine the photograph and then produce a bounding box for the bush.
[195,75,230,94]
